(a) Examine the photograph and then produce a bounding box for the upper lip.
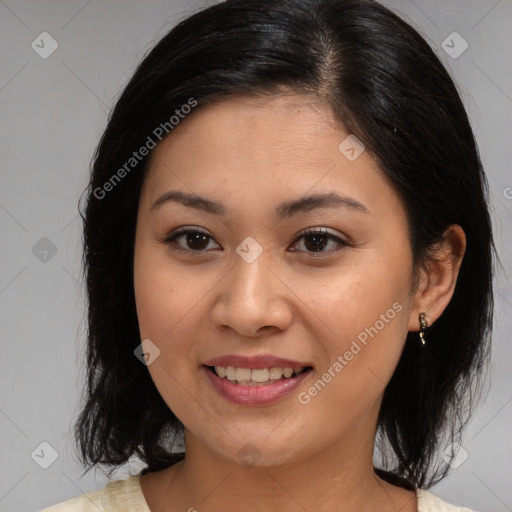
[203,355,311,369]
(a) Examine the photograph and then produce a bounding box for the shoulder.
[417,489,477,512]
[40,473,150,512]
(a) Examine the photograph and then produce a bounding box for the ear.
[408,224,466,332]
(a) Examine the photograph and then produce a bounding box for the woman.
[43,0,495,510]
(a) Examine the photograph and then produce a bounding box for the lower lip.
[203,366,312,406]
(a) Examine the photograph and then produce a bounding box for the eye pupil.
[304,234,328,252]
[186,233,209,250]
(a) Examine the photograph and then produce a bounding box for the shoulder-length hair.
[75,0,496,489]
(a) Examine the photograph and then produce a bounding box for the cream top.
[41,472,476,512]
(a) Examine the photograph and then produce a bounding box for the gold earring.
[419,312,428,346]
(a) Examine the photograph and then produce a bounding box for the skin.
[133,93,466,512]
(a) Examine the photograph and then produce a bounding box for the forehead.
[147,93,344,172]
[140,93,405,224]
[191,93,337,139]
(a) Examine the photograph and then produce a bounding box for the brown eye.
[162,227,220,253]
[290,228,347,254]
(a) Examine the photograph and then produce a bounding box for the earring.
[419,312,428,346]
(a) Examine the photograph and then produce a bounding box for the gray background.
[1,1,511,511]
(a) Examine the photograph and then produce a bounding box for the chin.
[198,426,312,469]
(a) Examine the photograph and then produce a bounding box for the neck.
[155,423,414,512]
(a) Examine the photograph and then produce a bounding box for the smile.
[211,365,308,385]
[202,360,313,405]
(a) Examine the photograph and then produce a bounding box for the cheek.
[133,237,196,341]
[133,240,211,401]
[291,265,412,442]
[305,244,413,387]
[133,247,202,419]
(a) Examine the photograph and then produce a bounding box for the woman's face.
[134,94,421,467]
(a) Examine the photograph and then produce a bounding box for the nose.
[209,247,293,338]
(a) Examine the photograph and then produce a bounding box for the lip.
[203,354,310,370]
[202,365,313,406]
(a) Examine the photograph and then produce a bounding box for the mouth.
[205,365,313,386]
[202,359,314,405]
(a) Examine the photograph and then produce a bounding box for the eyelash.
[159,226,349,256]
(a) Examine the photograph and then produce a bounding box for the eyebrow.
[150,190,370,218]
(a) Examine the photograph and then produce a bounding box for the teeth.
[235,367,251,381]
[213,365,305,384]
[251,368,269,382]
[269,367,282,379]
[225,366,236,380]
[282,368,293,378]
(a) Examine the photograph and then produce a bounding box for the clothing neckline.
[130,471,152,511]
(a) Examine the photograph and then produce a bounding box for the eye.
[159,226,348,255]
[289,227,348,255]
[160,227,220,253]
